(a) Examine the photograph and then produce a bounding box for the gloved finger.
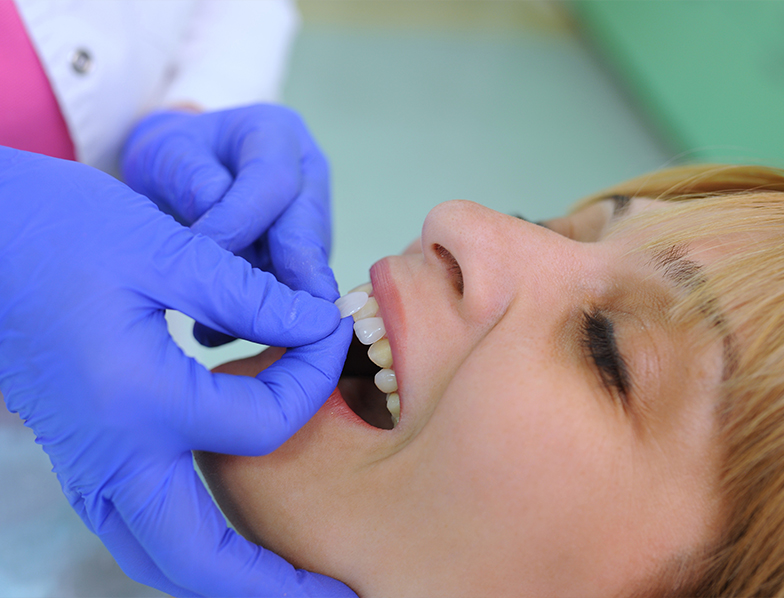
[267,150,336,301]
[61,482,199,596]
[146,227,340,349]
[190,123,302,253]
[192,320,236,348]
[92,503,201,597]
[160,145,234,224]
[122,113,234,224]
[191,231,275,349]
[189,225,279,348]
[113,455,358,597]
[171,317,352,455]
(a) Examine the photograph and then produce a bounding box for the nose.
[420,200,586,325]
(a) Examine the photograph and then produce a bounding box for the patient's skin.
[198,198,725,598]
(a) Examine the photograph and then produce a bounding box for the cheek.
[431,344,619,520]
[415,335,668,594]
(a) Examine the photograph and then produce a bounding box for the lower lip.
[324,385,390,432]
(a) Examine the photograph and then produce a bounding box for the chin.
[194,341,399,596]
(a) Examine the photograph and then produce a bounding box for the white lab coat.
[13,0,299,175]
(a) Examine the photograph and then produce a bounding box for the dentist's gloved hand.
[0,148,355,597]
[121,104,333,348]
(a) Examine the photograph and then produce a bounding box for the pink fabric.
[0,0,75,160]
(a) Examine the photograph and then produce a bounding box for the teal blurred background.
[174,0,784,370]
[573,1,784,168]
[171,0,673,369]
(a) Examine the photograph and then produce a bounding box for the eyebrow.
[609,194,632,217]
[651,245,736,382]
[650,244,706,294]
[605,197,737,381]
[605,198,706,291]
[604,197,707,296]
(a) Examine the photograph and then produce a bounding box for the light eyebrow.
[603,200,737,387]
[601,195,635,235]
[649,244,737,381]
[651,245,706,294]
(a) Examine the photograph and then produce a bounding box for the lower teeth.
[374,369,397,394]
[386,393,400,426]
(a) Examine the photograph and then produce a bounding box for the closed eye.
[581,309,631,405]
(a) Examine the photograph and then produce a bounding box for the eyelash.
[581,309,631,405]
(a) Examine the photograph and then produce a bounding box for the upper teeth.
[335,283,400,427]
[367,338,392,368]
[353,317,386,345]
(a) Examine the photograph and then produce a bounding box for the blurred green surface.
[572,0,784,166]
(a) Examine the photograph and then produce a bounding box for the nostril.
[433,244,464,296]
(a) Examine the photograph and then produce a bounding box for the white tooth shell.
[374,368,397,393]
[353,317,386,345]
[335,291,369,318]
[386,393,400,426]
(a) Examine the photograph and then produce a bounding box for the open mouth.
[335,283,399,430]
[339,334,394,429]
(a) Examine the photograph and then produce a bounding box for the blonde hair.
[582,165,784,597]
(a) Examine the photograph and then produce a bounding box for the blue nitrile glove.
[0,147,355,598]
[121,104,334,348]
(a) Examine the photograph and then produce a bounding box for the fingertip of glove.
[307,293,342,326]
[286,292,342,340]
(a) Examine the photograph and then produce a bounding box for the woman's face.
[198,198,726,598]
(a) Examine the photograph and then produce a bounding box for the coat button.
[71,49,92,74]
